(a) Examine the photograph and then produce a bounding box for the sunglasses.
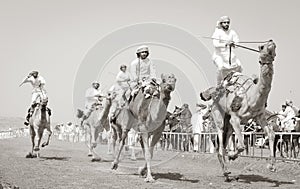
[221,21,230,24]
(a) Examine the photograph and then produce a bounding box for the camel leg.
[287,139,292,159]
[27,128,36,158]
[111,127,118,157]
[263,123,276,171]
[111,129,129,170]
[85,125,99,160]
[42,123,52,147]
[217,129,230,182]
[138,135,148,177]
[138,128,164,177]
[225,126,239,161]
[91,126,102,161]
[150,125,164,158]
[34,129,43,152]
[86,127,93,157]
[34,128,44,158]
[106,127,113,155]
[229,115,245,157]
[140,133,155,182]
[130,132,138,161]
[292,138,299,158]
[31,129,35,154]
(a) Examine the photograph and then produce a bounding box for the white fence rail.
[2,128,300,161]
[160,131,300,161]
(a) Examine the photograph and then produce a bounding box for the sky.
[1,0,299,123]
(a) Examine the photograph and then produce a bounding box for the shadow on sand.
[39,156,71,161]
[153,172,199,183]
[237,174,294,187]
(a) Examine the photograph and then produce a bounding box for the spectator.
[278,101,296,132]
[191,103,207,152]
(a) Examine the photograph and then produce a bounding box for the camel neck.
[100,99,111,122]
[256,63,274,103]
[160,89,171,107]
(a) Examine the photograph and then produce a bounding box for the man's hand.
[225,41,235,48]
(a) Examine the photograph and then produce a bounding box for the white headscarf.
[216,16,230,29]
[136,45,149,53]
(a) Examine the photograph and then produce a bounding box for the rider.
[108,64,131,122]
[212,16,242,85]
[19,71,50,126]
[130,45,158,98]
[79,81,103,125]
[116,64,132,101]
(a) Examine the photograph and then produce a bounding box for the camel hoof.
[228,150,239,161]
[41,142,48,148]
[267,164,276,172]
[228,154,239,161]
[234,176,239,181]
[91,158,101,162]
[26,152,33,158]
[144,176,155,183]
[237,147,245,153]
[34,147,40,151]
[111,162,118,170]
[223,171,231,177]
[224,176,231,182]
[138,167,147,176]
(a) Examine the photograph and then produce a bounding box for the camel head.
[106,90,117,100]
[259,40,276,64]
[200,86,218,101]
[161,73,177,92]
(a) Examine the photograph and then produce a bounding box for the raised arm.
[19,75,32,87]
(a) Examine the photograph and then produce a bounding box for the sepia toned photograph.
[1,0,300,188]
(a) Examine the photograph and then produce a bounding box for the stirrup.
[24,122,29,126]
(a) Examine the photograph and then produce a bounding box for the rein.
[202,36,267,53]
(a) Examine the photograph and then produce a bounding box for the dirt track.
[1,137,300,189]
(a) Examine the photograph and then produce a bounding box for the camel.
[26,101,52,158]
[161,109,181,151]
[110,73,176,182]
[200,40,276,181]
[77,92,116,161]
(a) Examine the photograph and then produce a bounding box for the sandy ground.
[1,137,300,189]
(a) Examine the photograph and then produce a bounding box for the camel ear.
[76,109,84,118]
